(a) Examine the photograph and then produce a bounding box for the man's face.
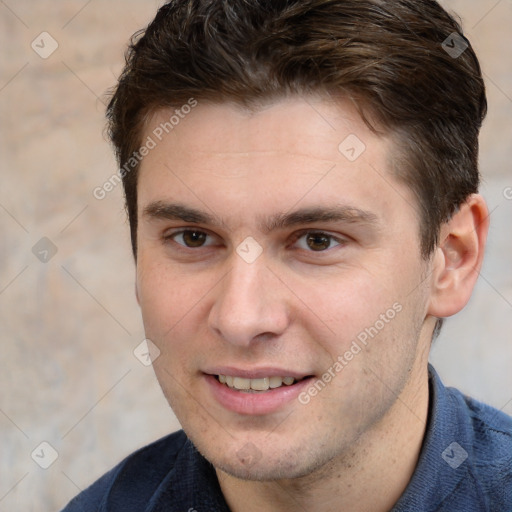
[136,96,434,480]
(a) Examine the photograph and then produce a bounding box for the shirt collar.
[148,436,230,512]
[391,364,485,511]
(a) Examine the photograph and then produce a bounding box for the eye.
[167,229,215,248]
[294,231,342,252]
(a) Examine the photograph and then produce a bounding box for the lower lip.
[204,374,313,415]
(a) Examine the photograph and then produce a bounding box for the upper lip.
[205,367,313,380]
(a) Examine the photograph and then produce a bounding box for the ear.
[427,194,489,318]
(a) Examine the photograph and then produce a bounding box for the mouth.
[215,374,308,393]
[205,370,315,415]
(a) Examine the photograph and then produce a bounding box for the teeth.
[233,377,251,390]
[218,375,297,391]
[250,378,270,391]
[269,376,283,388]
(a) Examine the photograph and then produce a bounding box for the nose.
[208,253,290,348]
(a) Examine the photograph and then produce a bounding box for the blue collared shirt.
[62,365,512,511]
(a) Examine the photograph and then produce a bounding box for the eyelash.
[163,229,346,253]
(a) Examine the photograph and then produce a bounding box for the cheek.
[298,262,424,365]
[292,268,396,336]
[137,258,200,340]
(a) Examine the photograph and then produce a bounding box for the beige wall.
[1,1,511,510]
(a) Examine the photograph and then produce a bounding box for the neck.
[216,363,430,512]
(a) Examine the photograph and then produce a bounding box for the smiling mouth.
[215,374,311,393]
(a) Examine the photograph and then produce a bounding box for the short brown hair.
[106,0,486,259]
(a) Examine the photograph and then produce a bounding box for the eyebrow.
[142,201,379,232]
[263,206,379,232]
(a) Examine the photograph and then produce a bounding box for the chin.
[191,430,339,482]
[213,453,312,481]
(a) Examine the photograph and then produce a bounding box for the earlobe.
[428,194,489,318]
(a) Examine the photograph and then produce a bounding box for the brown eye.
[182,230,207,247]
[293,231,343,252]
[306,233,332,251]
[173,230,209,248]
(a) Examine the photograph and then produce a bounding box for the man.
[63,0,512,510]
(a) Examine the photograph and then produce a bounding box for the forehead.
[136,96,417,231]
[143,95,384,165]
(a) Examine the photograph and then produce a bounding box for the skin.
[135,95,488,512]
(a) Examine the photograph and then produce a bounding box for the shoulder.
[451,387,512,464]
[61,430,188,512]
[450,386,512,508]
[463,392,512,471]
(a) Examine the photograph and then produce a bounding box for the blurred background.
[1,1,511,510]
